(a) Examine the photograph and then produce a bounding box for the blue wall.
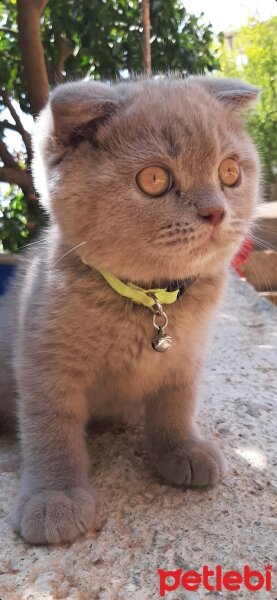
[0,264,16,296]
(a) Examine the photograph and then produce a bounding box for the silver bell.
[152,330,173,352]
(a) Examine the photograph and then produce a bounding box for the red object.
[231,237,253,277]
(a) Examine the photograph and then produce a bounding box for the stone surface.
[0,276,276,600]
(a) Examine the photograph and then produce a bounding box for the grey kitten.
[0,76,260,544]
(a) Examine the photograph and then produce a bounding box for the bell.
[152,330,173,352]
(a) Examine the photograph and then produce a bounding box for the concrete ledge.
[0,254,18,265]
[0,275,276,599]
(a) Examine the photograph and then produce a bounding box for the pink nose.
[198,207,225,226]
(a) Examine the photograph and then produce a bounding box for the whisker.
[55,241,87,264]
[251,236,277,252]
[21,237,49,249]
[252,224,277,234]
[245,254,272,293]
[254,206,276,216]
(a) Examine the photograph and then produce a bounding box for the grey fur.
[0,75,260,544]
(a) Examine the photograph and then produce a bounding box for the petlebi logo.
[158,564,273,596]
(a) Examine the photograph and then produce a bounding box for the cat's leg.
[145,380,225,487]
[13,378,95,544]
[0,292,17,432]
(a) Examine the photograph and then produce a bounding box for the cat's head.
[33,76,260,283]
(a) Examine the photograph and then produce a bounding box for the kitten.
[0,76,260,544]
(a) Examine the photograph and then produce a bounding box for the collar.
[98,269,196,309]
[81,259,197,352]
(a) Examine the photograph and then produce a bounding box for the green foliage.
[0,0,218,113]
[150,1,218,73]
[219,17,277,196]
[0,2,22,103]
[0,187,47,253]
[0,188,28,253]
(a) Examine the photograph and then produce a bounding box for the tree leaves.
[1,0,219,113]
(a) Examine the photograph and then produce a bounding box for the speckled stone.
[0,275,276,600]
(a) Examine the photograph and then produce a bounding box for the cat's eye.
[218,158,241,187]
[136,165,171,197]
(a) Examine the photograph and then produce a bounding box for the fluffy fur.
[0,75,260,544]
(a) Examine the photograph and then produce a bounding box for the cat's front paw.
[13,487,96,544]
[151,439,226,488]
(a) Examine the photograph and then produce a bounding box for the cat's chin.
[80,229,243,285]
[209,230,247,263]
[89,253,224,285]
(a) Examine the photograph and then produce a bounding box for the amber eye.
[219,158,240,187]
[136,165,171,197]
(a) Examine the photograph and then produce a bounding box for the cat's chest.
[84,301,175,372]
[84,303,180,416]
[69,291,185,396]
[47,273,204,404]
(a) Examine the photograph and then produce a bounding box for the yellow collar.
[98,269,180,309]
[81,261,197,351]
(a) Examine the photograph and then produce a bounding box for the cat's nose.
[198,206,225,226]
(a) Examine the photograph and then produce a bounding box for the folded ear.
[191,76,260,110]
[50,80,119,145]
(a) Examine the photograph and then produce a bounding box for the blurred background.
[0,0,276,300]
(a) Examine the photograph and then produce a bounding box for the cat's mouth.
[153,217,227,250]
